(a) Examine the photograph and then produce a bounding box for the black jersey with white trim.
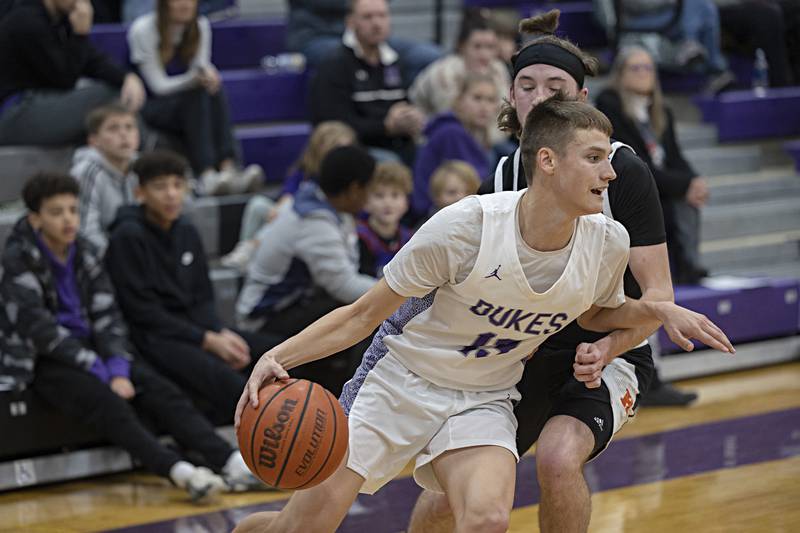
[479,144,666,349]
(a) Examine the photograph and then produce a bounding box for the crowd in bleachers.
[0,0,797,495]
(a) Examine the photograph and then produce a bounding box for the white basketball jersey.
[385,190,618,392]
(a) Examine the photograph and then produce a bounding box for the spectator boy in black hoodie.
[1,172,262,501]
[106,150,278,424]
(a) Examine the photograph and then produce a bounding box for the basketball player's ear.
[577,87,589,102]
[537,147,557,176]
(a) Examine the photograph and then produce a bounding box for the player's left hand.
[654,302,735,354]
[574,342,606,389]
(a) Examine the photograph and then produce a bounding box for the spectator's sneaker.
[641,383,698,407]
[179,466,227,503]
[220,239,258,273]
[222,451,272,492]
[675,39,707,70]
[225,165,265,194]
[201,169,234,196]
[704,70,737,96]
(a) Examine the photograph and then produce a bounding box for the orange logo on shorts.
[620,389,634,411]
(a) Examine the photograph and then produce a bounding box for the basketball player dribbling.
[232,98,733,533]
[407,10,733,533]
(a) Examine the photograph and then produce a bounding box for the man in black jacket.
[308,0,425,165]
[0,0,145,146]
[106,150,279,424]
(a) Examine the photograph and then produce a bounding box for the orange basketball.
[237,378,349,490]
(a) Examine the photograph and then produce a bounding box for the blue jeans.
[625,0,726,71]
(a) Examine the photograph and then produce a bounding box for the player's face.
[168,0,198,24]
[136,174,187,228]
[460,29,498,72]
[89,114,140,167]
[621,50,656,96]
[365,184,408,226]
[455,80,499,132]
[511,64,587,127]
[28,194,79,251]
[435,174,471,209]
[552,128,616,216]
[349,0,390,49]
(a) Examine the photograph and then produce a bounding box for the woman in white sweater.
[128,0,262,194]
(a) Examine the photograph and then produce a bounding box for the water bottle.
[752,48,769,97]
[261,53,307,75]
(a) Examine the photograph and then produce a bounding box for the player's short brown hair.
[85,103,136,135]
[519,96,612,185]
[370,161,413,194]
[429,161,481,199]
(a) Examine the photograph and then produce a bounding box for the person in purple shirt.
[411,73,499,219]
[0,172,264,501]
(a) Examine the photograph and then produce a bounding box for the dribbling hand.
[234,354,289,429]
[573,342,605,389]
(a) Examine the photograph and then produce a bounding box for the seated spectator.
[595,46,709,284]
[717,0,795,87]
[127,0,263,194]
[0,172,262,500]
[221,121,358,273]
[286,0,441,81]
[412,73,498,218]
[105,150,279,424]
[428,160,481,215]
[357,161,413,278]
[308,0,426,165]
[596,0,735,92]
[235,146,376,392]
[71,104,139,255]
[409,8,511,145]
[0,0,145,146]
[488,8,520,75]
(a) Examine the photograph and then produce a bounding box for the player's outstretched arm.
[234,279,406,427]
[578,300,734,354]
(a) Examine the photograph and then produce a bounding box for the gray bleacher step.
[676,122,718,148]
[0,146,75,205]
[684,145,762,176]
[708,175,800,206]
[700,230,800,270]
[210,267,242,328]
[701,197,800,240]
[716,261,800,280]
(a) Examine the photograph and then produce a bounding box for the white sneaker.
[220,239,258,273]
[201,169,234,196]
[183,466,227,502]
[222,452,270,492]
[231,164,265,194]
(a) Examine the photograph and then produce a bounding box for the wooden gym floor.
[1,361,798,533]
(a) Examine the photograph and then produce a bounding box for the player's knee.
[536,438,585,486]
[457,501,510,533]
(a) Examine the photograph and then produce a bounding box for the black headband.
[512,42,587,88]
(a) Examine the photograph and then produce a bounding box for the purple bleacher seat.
[784,140,800,173]
[222,69,308,124]
[659,278,800,354]
[90,19,287,71]
[519,2,607,48]
[694,87,800,141]
[236,123,311,182]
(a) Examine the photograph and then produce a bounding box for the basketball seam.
[247,379,300,481]
[274,382,315,487]
[292,389,342,490]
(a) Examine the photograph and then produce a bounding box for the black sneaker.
[641,383,698,407]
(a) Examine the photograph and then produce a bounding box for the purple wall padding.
[660,278,800,354]
[222,69,309,123]
[237,123,311,182]
[694,87,800,141]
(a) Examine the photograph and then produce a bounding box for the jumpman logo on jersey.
[485,265,502,281]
